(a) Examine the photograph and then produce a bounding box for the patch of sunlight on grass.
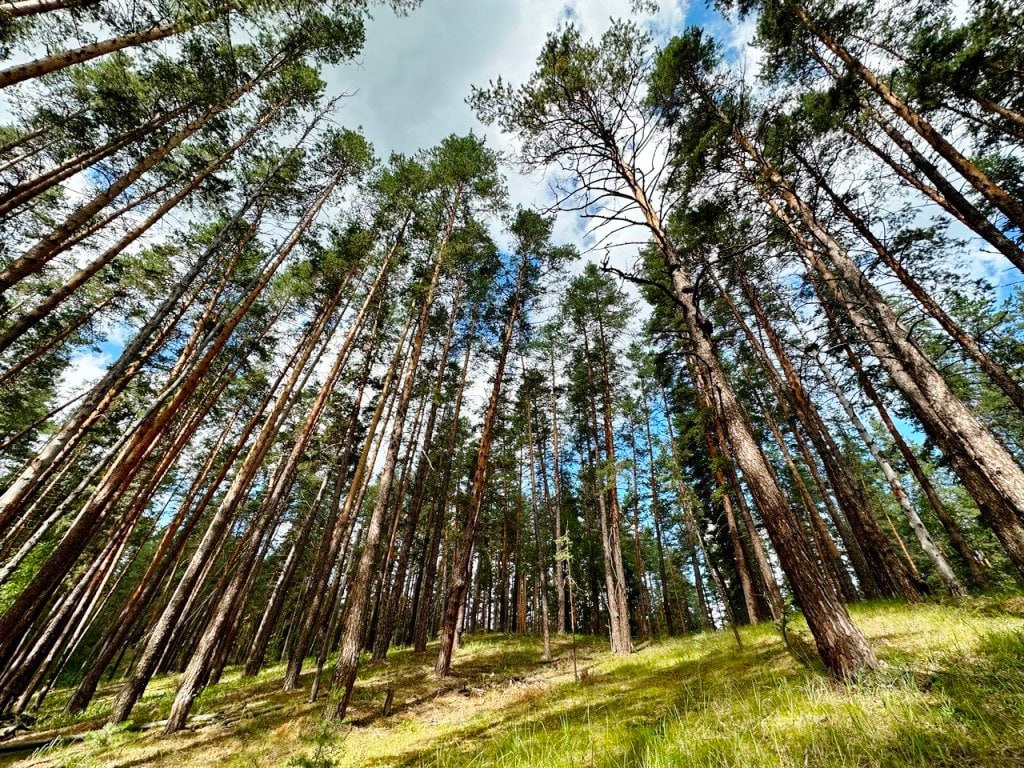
[5,595,1023,768]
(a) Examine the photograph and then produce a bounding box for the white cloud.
[329,0,686,154]
[57,349,112,400]
[327,0,686,216]
[322,0,688,333]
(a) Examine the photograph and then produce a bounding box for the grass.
[3,594,1023,767]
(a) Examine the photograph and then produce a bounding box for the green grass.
[5,595,1024,767]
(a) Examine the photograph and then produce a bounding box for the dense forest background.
[0,0,1022,750]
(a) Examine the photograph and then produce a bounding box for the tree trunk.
[0,104,190,220]
[0,97,287,354]
[0,65,270,293]
[1,0,99,19]
[726,267,922,602]
[410,318,476,653]
[243,473,331,678]
[546,341,568,634]
[65,403,244,714]
[701,76,1024,570]
[617,162,877,678]
[104,174,344,723]
[523,361,551,660]
[283,302,415,692]
[627,424,653,638]
[796,147,1024,411]
[0,16,213,89]
[795,4,1024,234]
[372,286,464,661]
[760,184,1024,574]
[831,322,991,590]
[434,255,528,678]
[582,324,632,655]
[702,419,761,624]
[639,375,675,634]
[0,116,316,527]
[803,331,964,595]
[328,243,447,720]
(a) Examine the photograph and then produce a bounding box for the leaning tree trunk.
[795,3,1024,235]
[0,11,224,90]
[372,283,463,662]
[65,402,247,714]
[0,104,191,220]
[758,395,857,604]
[829,318,992,590]
[795,147,1024,411]
[727,268,922,602]
[108,314,325,723]
[410,317,477,653]
[106,174,344,724]
[659,386,707,632]
[243,473,330,678]
[722,457,785,620]
[163,371,342,735]
[367,388,431,654]
[701,418,761,624]
[327,247,446,720]
[800,325,965,596]
[1,0,99,19]
[757,181,1024,575]
[704,78,1024,568]
[0,70,263,293]
[281,306,415,692]
[219,247,393,678]
[847,110,1024,274]
[0,115,316,527]
[618,161,877,678]
[308,371,402,703]
[0,96,289,354]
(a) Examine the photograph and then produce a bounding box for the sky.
[53,0,1021,418]
[56,0,722,397]
[328,0,692,156]
[321,0,711,256]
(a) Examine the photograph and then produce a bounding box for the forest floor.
[2,595,1023,768]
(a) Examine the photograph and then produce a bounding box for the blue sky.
[55,0,1021,455]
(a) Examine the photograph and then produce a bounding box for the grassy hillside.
[3,596,1023,768]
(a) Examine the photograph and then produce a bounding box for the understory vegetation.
[3,597,1023,767]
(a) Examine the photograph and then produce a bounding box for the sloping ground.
[3,596,1023,768]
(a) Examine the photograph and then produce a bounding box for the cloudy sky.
[60,0,722,396]
[57,0,1018,397]
[329,0,693,157]
[321,0,729,254]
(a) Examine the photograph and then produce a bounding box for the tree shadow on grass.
[373,635,796,767]
[375,626,1024,768]
[12,616,1023,768]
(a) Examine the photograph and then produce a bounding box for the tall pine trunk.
[434,255,528,678]
[616,162,877,678]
